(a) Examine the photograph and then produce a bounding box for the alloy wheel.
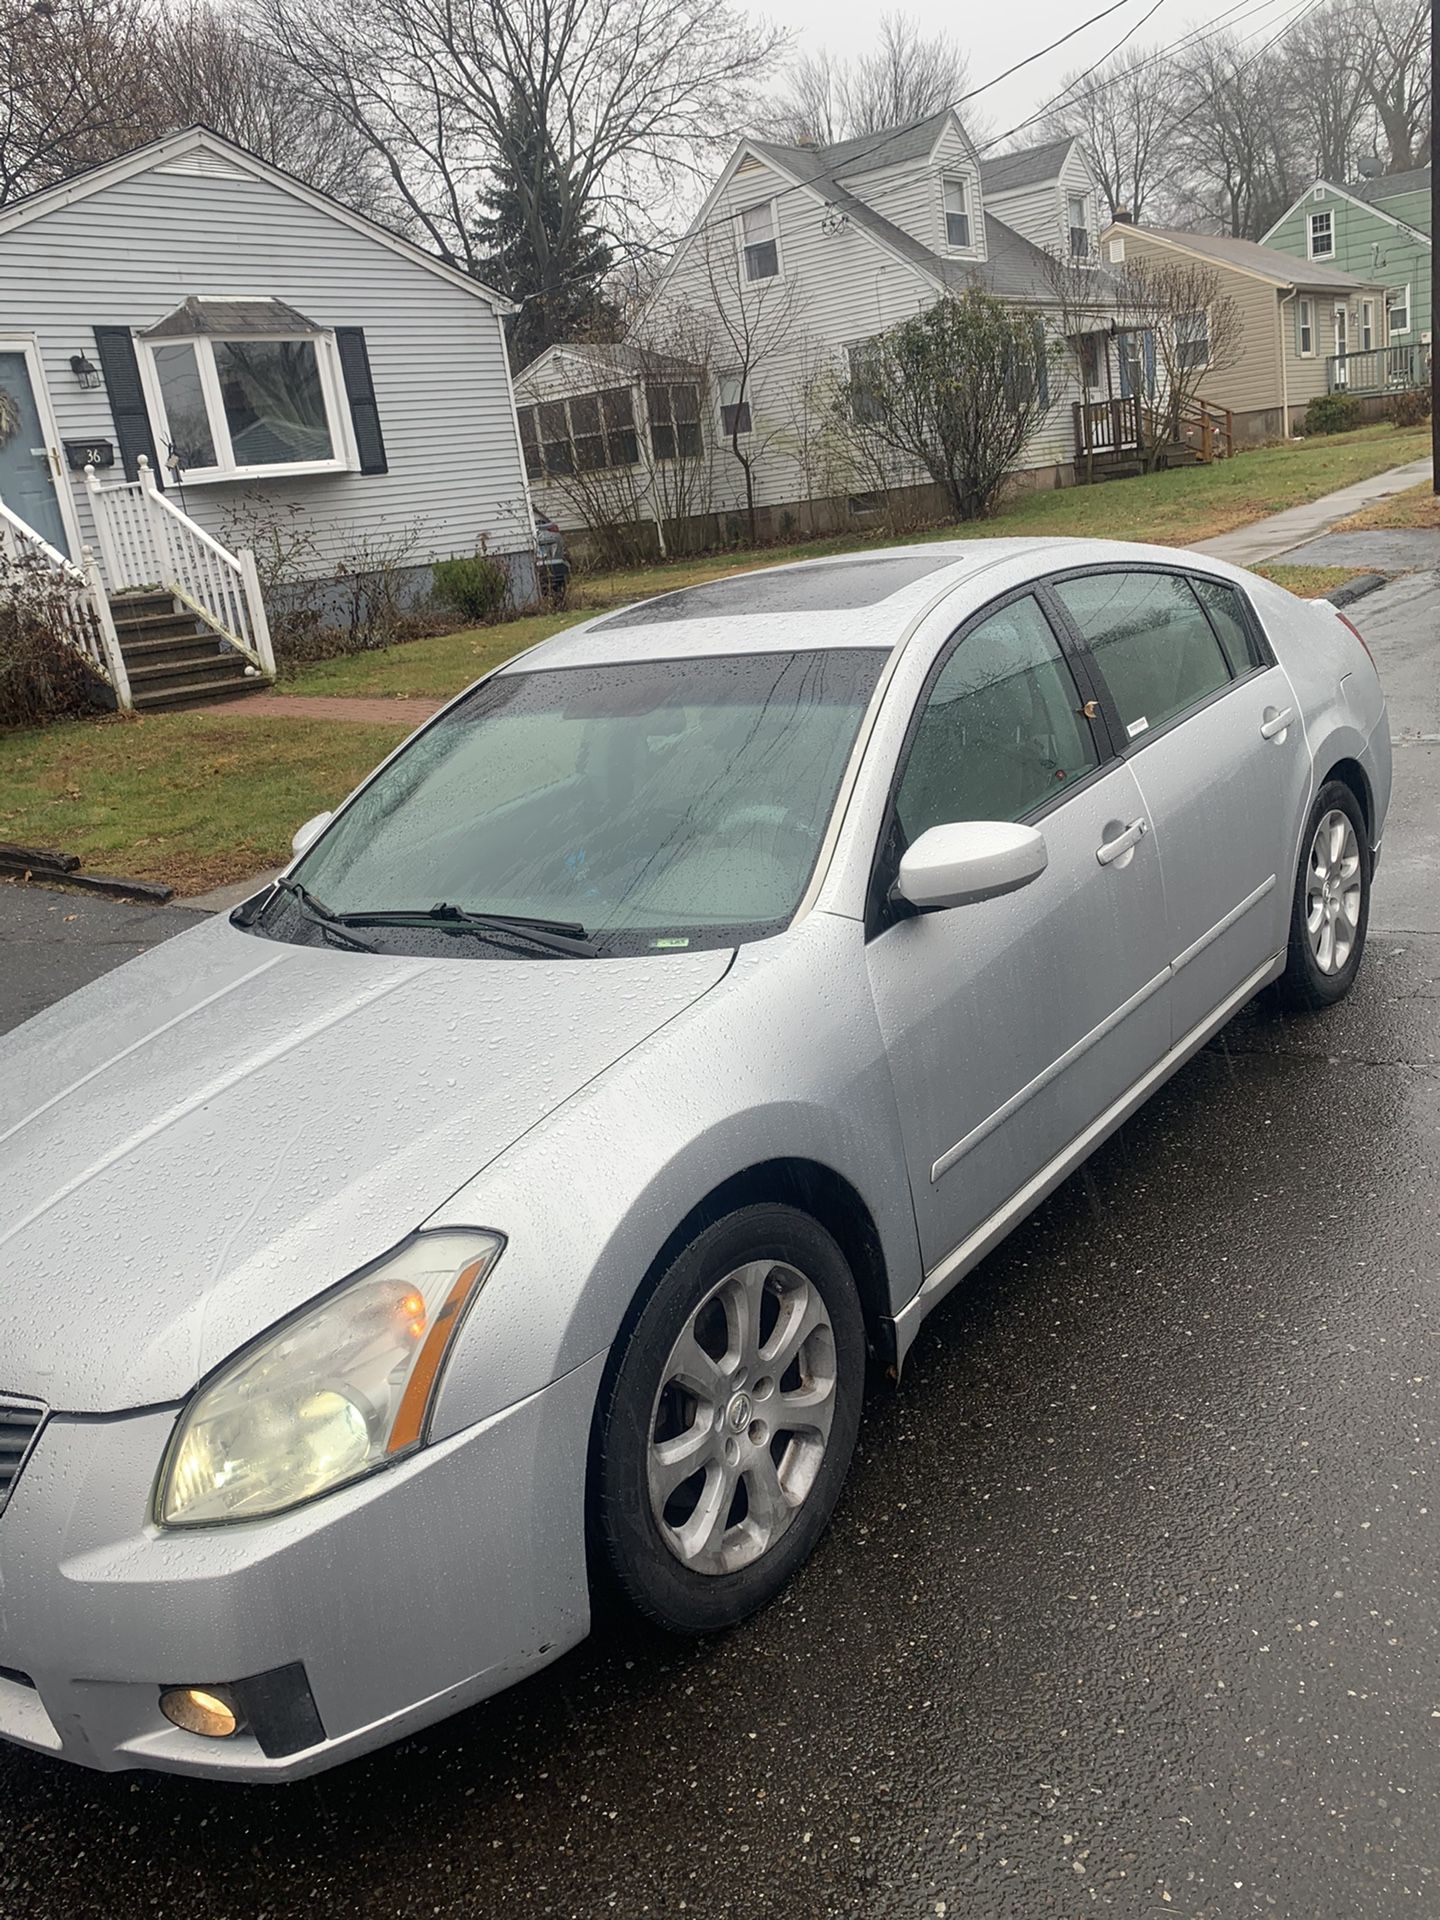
[646,1260,838,1576]
[1305,807,1362,975]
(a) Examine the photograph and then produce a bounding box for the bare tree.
[1042,44,1182,224]
[255,0,787,287]
[1280,0,1377,181]
[765,11,967,145]
[1350,0,1431,170]
[696,228,808,542]
[0,0,156,204]
[1117,252,1243,457]
[1172,31,1303,237]
[146,4,392,212]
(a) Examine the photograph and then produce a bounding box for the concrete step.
[125,652,249,688]
[113,610,205,642]
[130,670,263,710]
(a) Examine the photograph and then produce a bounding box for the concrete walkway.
[1195,454,1433,565]
[237,691,444,727]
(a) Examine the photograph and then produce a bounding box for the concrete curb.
[1326,573,1390,609]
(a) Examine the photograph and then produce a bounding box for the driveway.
[1,579,1438,1919]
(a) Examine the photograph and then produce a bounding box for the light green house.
[1261,168,1430,394]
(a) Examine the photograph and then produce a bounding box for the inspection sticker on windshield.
[653,937,691,949]
[1126,715,1150,738]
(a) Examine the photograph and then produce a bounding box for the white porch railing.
[84,458,275,678]
[0,501,133,709]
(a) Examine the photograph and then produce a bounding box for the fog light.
[159,1686,242,1738]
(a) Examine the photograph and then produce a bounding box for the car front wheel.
[594,1203,866,1635]
[1278,780,1371,1011]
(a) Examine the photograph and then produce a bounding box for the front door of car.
[864,591,1173,1275]
[1047,568,1310,1044]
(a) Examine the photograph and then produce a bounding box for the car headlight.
[156,1229,504,1527]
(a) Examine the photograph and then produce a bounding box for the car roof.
[501,538,1251,671]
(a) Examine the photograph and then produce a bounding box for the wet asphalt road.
[1,576,1438,1919]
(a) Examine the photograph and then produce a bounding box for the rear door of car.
[1044,566,1310,1043]
[863,589,1173,1275]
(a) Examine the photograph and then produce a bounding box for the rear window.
[1053,570,1233,740]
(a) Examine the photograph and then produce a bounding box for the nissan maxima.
[0,540,1388,1778]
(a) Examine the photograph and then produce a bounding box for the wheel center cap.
[728,1391,753,1431]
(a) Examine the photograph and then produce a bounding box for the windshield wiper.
[334,902,598,958]
[263,876,378,953]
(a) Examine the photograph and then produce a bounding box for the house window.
[1387,285,1410,334]
[1308,210,1334,259]
[1068,193,1090,259]
[943,177,972,249]
[718,373,752,437]
[647,382,703,460]
[516,387,639,479]
[1297,299,1314,357]
[1175,309,1209,371]
[140,332,348,480]
[1361,300,1375,350]
[741,202,779,282]
[845,342,884,424]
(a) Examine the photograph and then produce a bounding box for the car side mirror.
[894,820,1048,913]
[291,811,334,858]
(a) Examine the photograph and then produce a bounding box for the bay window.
[138,319,351,481]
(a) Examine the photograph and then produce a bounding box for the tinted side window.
[1053,571,1233,741]
[1192,577,1265,674]
[895,596,1101,842]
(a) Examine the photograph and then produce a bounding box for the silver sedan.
[0,539,1389,1778]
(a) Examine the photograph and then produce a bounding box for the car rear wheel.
[594,1204,866,1634]
[1277,780,1370,1011]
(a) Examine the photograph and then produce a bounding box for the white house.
[0,127,536,709]
[515,115,1125,549]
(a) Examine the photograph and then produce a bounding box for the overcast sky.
[758,0,1288,139]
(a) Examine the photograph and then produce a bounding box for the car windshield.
[258,649,887,958]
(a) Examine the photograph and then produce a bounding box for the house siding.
[1263,184,1431,339]
[0,159,532,580]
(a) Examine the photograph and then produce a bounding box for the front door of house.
[0,345,71,554]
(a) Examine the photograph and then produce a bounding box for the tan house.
[1100,221,1390,442]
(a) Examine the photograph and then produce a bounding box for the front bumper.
[0,1352,603,1780]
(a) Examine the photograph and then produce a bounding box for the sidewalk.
[1195,454,1434,565]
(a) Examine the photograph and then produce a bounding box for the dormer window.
[741,202,779,282]
[943,178,972,249]
[1068,193,1090,259]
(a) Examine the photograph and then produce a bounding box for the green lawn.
[0,712,406,893]
[1254,563,1368,598]
[283,424,1430,701]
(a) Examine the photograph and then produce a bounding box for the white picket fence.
[0,502,133,709]
[84,458,275,678]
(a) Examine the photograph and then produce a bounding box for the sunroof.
[591,554,960,628]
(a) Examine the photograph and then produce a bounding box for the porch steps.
[110,592,265,711]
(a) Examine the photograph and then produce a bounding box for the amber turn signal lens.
[159,1686,241,1738]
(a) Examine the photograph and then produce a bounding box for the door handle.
[1096,817,1147,866]
[1260,707,1294,740]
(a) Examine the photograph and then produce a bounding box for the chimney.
[1113,207,1134,225]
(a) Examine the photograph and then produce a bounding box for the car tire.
[1277,779,1371,1011]
[594,1203,866,1636]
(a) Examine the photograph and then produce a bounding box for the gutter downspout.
[1278,290,1294,437]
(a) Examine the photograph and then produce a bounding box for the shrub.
[432,553,511,625]
[1304,393,1362,436]
[0,564,110,728]
[1388,387,1432,429]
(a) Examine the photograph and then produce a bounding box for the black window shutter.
[93,325,161,484]
[335,328,387,474]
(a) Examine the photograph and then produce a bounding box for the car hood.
[0,916,731,1413]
